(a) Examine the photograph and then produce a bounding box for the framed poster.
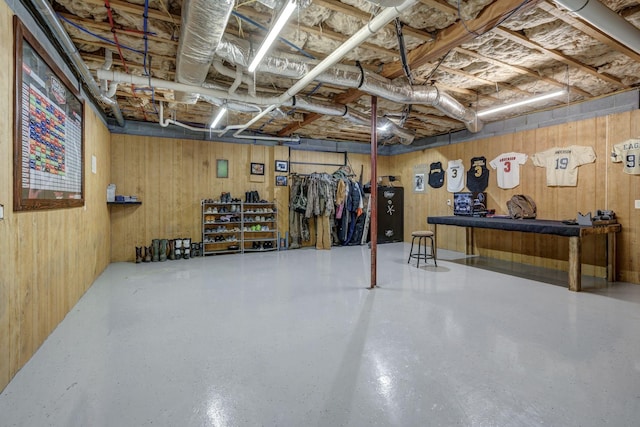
[13,17,85,211]
[275,175,288,186]
[251,162,265,175]
[275,160,288,172]
[413,164,427,194]
[217,159,228,178]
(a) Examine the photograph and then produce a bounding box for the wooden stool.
[408,230,437,268]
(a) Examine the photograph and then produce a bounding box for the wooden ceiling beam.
[453,47,592,98]
[493,27,628,88]
[382,0,543,79]
[80,0,180,25]
[537,1,640,63]
[417,0,457,15]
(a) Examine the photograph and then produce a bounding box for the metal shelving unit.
[242,202,278,253]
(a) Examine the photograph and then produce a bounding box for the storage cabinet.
[201,200,278,255]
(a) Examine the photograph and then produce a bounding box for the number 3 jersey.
[532,145,596,186]
[489,152,528,189]
[446,159,465,193]
[611,139,640,174]
[466,156,489,192]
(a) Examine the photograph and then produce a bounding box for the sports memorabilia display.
[489,152,528,189]
[466,156,489,192]
[532,145,596,186]
[454,192,487,216]
[611,139,640,174]
[428,161,445,188]
[446,159,465,193]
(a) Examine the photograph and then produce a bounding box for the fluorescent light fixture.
[477,89,567,118]
[377,122,390,131]
[210,107,227,128]
[248,0,297,73]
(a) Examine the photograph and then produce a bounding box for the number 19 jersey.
[532,145,596,187]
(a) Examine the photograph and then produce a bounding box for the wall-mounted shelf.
[107,201,142,205]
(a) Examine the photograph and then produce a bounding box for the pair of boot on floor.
[135,238,193,263]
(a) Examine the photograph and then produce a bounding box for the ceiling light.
[248,0,297,73]
[476,89,567,118]
[377,122,390,131]
[210,107,227,128]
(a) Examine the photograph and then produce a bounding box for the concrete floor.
[1,243,640,426]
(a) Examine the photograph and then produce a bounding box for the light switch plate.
[0,204,4,220]
[635,200,640,209]
[91,155,97,174]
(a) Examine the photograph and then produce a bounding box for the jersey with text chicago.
[446,159,465,192]
[531,145,596,186]
[489,152,528,189]
[611,139,640,175]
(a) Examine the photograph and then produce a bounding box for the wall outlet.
[447,199,451,206]
[91,155,97,174]
[635,200,640,209]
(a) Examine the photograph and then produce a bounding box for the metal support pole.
[370,96,378,289]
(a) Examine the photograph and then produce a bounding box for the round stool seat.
[411,230,434,238]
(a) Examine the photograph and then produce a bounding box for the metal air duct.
[215,35,482,133]
[175,0,234,104]
[32,0,124,126]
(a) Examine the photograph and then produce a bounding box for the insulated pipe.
[212,60,256,97]
[554,0,640,55]
[33,0,124,126]
[175,0,234,103]
[231,0,418,138]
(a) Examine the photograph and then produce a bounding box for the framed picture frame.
[250,162,265,175]
[216,159,228,178]
[275,160,289,172]
[275,175,288,186]
[13,16,85,211]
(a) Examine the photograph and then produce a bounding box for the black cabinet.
[377,186,403,243]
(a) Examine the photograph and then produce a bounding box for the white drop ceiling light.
[248,0,297,73]
[210,107,227,128]
[476,89,567,118]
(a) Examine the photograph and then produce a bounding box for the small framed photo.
[276,175,288,186]
[217,159,228,178]
[275,160,289,172]
[250,162,265,175]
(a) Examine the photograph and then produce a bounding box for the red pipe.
[370,96,378,289]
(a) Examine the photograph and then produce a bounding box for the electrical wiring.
[457,0,533,39]
[56,14,144,55]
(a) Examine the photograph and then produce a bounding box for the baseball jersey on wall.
[466,156,489,192]
[611,139,640,174]
[446,159,465,193]
[428,161,445,188]
[532,145,596,186]
[489,152,528,189]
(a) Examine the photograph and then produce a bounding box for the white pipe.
[232,0,418,138]
[158,102,299,142]
[554,0,640,55]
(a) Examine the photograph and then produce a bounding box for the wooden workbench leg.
[607,232,617,282]
[569,236,582,292]
[465,227,475,255]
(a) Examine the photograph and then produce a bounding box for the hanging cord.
[394,18,414,129]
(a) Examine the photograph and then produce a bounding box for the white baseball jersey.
[532,145,596,187]
[446,159,465,193]
[611,139,640,175]
[489,152,528,189]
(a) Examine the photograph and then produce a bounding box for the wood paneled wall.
[0,2,112,392]
[388,111,640,284]
[109,137,379,259]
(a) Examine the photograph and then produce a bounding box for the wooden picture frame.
[275,175,288,186]
[13,16,85,211]
[217,159,228,178]
[250,162,265,175]
[275,160,289,172]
